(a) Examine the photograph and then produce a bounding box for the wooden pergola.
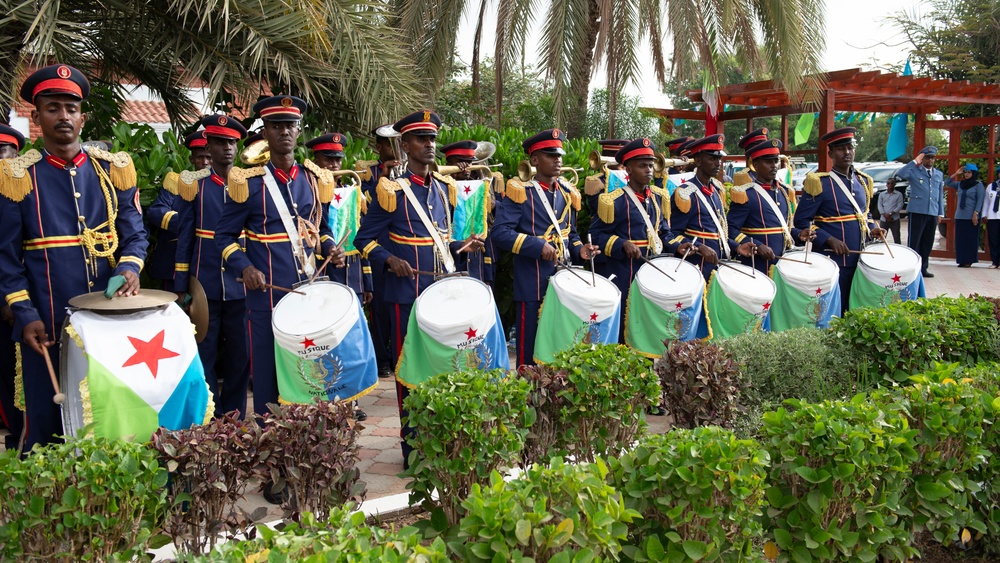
[647,68,1000,260]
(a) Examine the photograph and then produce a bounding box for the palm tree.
[0,0,421,132]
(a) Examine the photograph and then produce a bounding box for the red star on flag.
[892,273,901,283]
[815,287,823,295]
[464,327,478,340]
[464,186,471,195]
[675,302,683,310]
[333,192,342,203]
[589,312,599,321]
[122,330,179,378]
[301,337,316,349]
[624,174,630,182]
[762,302,771,311]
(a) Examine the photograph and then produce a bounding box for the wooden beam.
[818,89,835,171]
[914,112,927,160]
[923,116,1000,129]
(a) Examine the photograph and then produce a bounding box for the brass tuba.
[241,139,270,166]
[517,161,581,185]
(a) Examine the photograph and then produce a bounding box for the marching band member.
[0,124,26,450]
[0,65,147,451]
[491,128,600,367]
[440,140,495,284]
[353,110,484,467]
[589,137,670,342]
[665,134,756,281]
[214,96,345,423]
[583,139,626,214]
[173,114,251,419]
[727,137,813,274]
[793,127,883,313]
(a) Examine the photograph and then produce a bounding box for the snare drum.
[769,251,841,331]
[625,257,705,357]
[397,276,510,387]
[705,261,776,339]
[534,268,621,364]
[60,303,211,441]
[272,281,378,404]
[850,243,925,310]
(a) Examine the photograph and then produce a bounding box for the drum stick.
[42,348,65,405]
[558,265,592,286]
[719,260,757,279]
[804,221,813,263]
[309,254,334,285]
[879,233,895,258]
[847,250,884,255]
[675,236,698,272]
[639,256,676,282]
[235,278,306,295]
[777,255,812,265]
[587,234,596,286]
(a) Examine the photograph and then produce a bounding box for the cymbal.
[187,277,210,343]
[68,289,177,312]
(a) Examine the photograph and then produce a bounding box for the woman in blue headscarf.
[946,163,986,267]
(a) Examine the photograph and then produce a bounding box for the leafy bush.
[151,412,267,554]
[832,296,998,384]
[179,504,449,562]
[655,340,742,429]
[107,121,190,207]
[611,428,769,562]
[454,458,639,562]
[0,433,169,561]
[259,401,366,522]
[761,396,918,562]
[402,369,532,525]
[525,343,660,463]
[871,368,988,547]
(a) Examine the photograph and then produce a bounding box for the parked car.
[790,164,818,194]
[858,163,908,216]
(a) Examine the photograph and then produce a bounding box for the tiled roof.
[124,100,171,124]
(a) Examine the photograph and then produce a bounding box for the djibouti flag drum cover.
[397,277,510,387]
[769,250,841,331]
[625,256,705,357]
[705,261,776,339]
[272,281,378,404]
[850,242,926,309]
[534,268,621,364]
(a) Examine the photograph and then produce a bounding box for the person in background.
[0,124,26,450]
[896,146,945,277]
[981,167,1000,269]
[877,176,904,244]
[946,163,985,268]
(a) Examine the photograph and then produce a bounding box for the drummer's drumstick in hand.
[43,347,65,405]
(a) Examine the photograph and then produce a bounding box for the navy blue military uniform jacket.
[589,184,670,295]
[793,169,876,269]
[665,176,739,279]
[727,170,802,271]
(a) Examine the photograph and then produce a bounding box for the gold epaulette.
[651,185,671,221]
[227,166,265,203]
[358,189,368,214]
[803,172,826,197]
[179,168,211,202]
[354,160,376,182]
[674,184,698,214]
[303,159,336,203]
[857,171,874,200]
[162,171,179,195]
[584,174,605,196]
[733,169,752,186]
[0,149,41,202]
[433,172,458,207]
[491,172,506,195]
[505,179,527,204]
[596,189,624,224]
[376,176,401,212]
[557,178,581,210]
[86,146,136,191]
[728,182,751,205]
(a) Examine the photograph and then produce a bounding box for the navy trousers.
[200,299,250,419]
[514,300,541,367]
[389,302,414,464]
[246,308,280,417]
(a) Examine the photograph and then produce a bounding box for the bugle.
[374,125,407,179]
[517,161,582,185]
[588,150,616,171]
[431,163,494,177]
[653,154,689,174]
[329,169,363,185]
[241,139,270,165]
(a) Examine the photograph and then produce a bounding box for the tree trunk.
[565,0,600,138]
[471,0,488,109]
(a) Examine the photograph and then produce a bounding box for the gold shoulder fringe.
[227,166,265,203]
[505,179,527,204]
[491,172,506,195]
[354,160,376,182]
[432,172,458,207]
[358,188,368,214]
[0,149,41,202]
[728,183,750,205]
[376,176,400,212]
[803,173,825,197]
[303,159,336,204]
[650,184,669,200]
[179,168,211,202]
[584,174,605,196]
[162,171,179,195]
[674,185,696,214]
[597,189,623,224]
[733,169,752,187]
[857,171,874,200]
[557,178,581,210]
[86,146,136,190]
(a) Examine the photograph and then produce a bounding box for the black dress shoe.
[354,409,368,421]
[922,271,935,278]
[378,365,392,378]
[262,481,289,505]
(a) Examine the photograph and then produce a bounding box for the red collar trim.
[273,165,299,184]
[409,173,427,187]
[210,173,226,186]
[45,151,87,169]
[537,180,553,191]
[693,177,713,197]
[760,183,772,190]
[634,188,650,202]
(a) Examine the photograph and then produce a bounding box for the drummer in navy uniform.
[354,110,485,466]
[440,140,497,284]
[174,114,251,419]
[793,127,883,313]
[214,96,345,423]
[146,131,211,291]
[0,124,26,450]
[589,137,670,343]
[492,128,601,367]
[0,65,147,451]
[727,138,815,274]
[665,134,756,281]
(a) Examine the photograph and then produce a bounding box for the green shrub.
[832,296,998,384]
[259,401,366,522]
[527,343,660,463]
[871,367,988,547]
[0,433,169,561]
[518,363,574,467]
[180,505,449,562]
[655,340,742,429]
[454,458,639,562]
[611,428,769,562]
[402,369,532,524]
[761,396,918,562]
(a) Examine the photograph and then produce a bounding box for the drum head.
[857,243,922,286]
[272,282,359,351]
[776,251,840,296]
[715,262,776,313]
[634,257,705,310]
[414,277,496,347]
[68,289,176,312]
[550,268,621,322]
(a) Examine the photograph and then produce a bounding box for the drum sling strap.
[690,185,732,259]
[828,172,871,240]
[532,181,572,262]
[397,178,457,273]
[623,187,664,255]
[263,168,315,277]
[749,182,794,250]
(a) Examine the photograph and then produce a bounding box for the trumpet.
[431,163,494,177]
[329,169,363,185]
[653,154,689,174]
[588,150,616,171]
[517,161,582,185]
[374,125,407,179]
[241,139,270,165]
